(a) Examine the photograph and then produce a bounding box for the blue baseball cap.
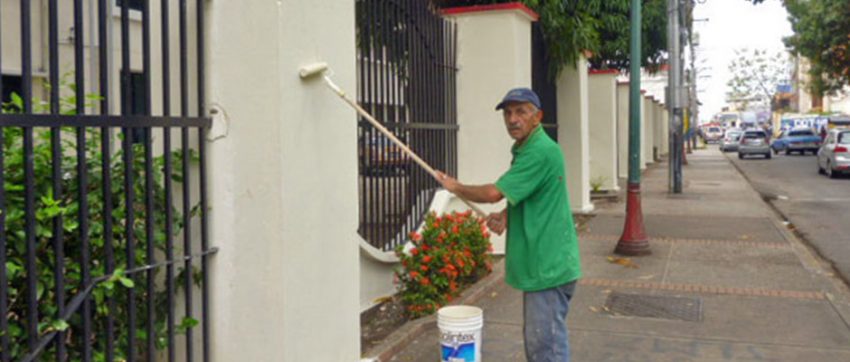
[495,87,541,110]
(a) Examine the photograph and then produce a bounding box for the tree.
[725,48,792,111]
[784,0,850,98]
[588,0,667,72]
[433,0,668,77]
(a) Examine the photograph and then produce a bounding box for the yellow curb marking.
[579,234,789,250]
[579,278,825,300]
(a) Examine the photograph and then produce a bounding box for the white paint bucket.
[438,305,483,362]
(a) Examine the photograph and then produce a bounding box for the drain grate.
[604,292,703,322]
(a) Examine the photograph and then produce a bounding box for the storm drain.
[604,292,703,322]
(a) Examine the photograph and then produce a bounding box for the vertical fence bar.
[357,0,366,238]
[365,1,375,248]
[0,8,8,355]
[97,0,116,358]
[160,0,176,359]
[142,0,157,359]
[179,1,196,359]
[196,0,211,359]
[47,0,68,358]
[72,0,92,359]
[119,0,138,359]
[19,0,40,352]
[379,0,388,248]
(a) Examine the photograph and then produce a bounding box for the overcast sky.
[692,0,793,123]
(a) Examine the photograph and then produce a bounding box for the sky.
[691,0,793,123]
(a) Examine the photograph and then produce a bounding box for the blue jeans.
[523,280,577,362]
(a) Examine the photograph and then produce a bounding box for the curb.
[362,257,507,361]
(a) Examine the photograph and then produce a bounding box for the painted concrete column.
[661,104,670,155]
[643,94,655,164]
[557,56,593,212]
[616,82,630,179]
[654,101,666,157]
[445,3,538,253]
[639,90,648,170]
[588,70,619,191]
[207,1,359,360]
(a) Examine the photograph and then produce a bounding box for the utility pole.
[668,0,684,193]
[615,0,651,256]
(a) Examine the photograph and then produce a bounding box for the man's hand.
[435,171,460,193]
[486,210,507,235]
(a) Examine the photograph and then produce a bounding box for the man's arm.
[435,171,503,204]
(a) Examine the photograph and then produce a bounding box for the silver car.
[817,128,850,178]
[720,129,743,152]
[738,130,771,159]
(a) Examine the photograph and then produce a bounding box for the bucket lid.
[438,305,483,320]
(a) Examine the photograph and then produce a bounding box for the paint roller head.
[299,62,329,79]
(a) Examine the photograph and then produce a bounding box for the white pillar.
[617,82,630,179]
[643,94,655,164]
[558,56,593,212]
[446,3,538,253]
[588,70,619,191]
[640,90,648,169]
[654,101,665,157]
[660,104,670,155]
[208,1,359,360]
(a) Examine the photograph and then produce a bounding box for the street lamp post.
[615,0,651,256]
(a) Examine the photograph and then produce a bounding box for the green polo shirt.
[494,125,581,292]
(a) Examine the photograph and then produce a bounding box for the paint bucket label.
[440,330,477,362]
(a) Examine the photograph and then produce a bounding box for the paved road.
[725,145,850,283]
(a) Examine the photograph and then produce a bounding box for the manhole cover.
[604,292,703,322]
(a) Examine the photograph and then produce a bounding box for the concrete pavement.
[372,147,850,362]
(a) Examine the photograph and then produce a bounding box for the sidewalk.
[380,147,850,361]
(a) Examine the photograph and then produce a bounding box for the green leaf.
[176,317,199,334]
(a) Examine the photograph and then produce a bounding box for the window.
[116,0,143,11]
[125,71,147,143]
[839,132,850,145]
[1,75,23,111]
[789,130,815,137]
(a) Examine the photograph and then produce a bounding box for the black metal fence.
[1,0,214,361]
[356,0,459,252]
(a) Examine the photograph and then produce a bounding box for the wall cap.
[441,2,539,21]
[589,69,620,75]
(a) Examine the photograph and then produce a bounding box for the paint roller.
[299,62,486,217]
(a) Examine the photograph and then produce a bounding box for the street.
[725,144,850,283]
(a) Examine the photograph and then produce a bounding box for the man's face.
[502,101,542,142]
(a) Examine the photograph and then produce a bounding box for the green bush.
[1,87,199,360]
[395,211,492,318]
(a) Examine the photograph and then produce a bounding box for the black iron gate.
[0,0,214,361]
[356,0,459,252]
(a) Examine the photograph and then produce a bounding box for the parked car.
[817,128,850,178]
[359,133,411,175]
[738,130,771,159]
[720,129,743,152]
[771,128,822,155]
[704,126,724,143]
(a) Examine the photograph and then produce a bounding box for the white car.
[817,128,850,178]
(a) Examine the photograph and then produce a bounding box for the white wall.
[617,82,630,179]
[588,72,619,191]
[448,6,536,252]
[639,91,648,169]
[207,1,359,360]
[643,95,655,163]
[557,56,593,213]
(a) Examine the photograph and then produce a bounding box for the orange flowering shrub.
[395,210,493,318]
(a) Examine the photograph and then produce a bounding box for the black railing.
[356,0,459,252]
[0,0,214,361]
